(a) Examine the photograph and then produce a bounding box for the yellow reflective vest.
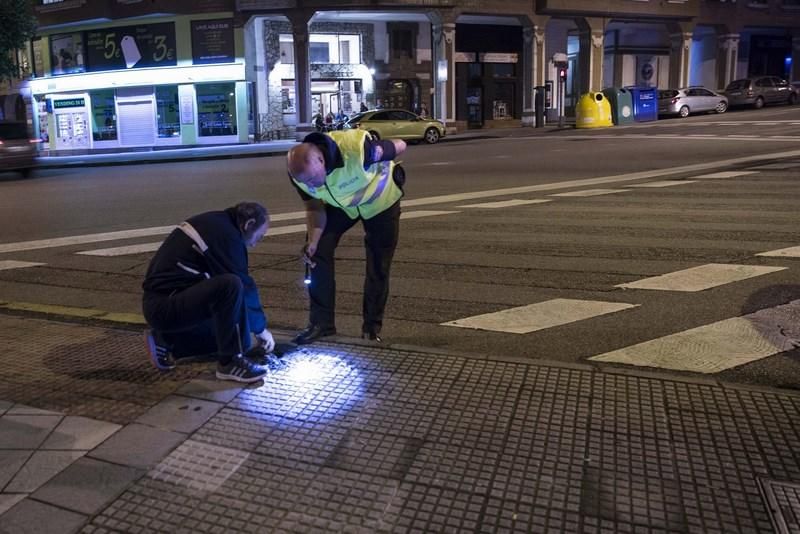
[292,129,403,220]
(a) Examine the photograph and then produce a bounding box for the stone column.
[534,23,547,88]
[521,25,535,127]
[288,10,313,140]
[669,30,694,89]
[430,10,457,132]
[243,16,266,140]
[578,17,606,93]
[716,33,739,91]
[520,15,549,127]
[792,35,800,83]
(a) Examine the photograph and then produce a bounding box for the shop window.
[279,40,294,64]
[390,28,414,60]
[468,63,482,79]
[156,86,180,138]
[90,89,117,141]
[281,80,296,114]
[197,83,237,137]
[492,83,514,120]
[50,32,85,75]
[310,42,330,63]
[491,63,515,79]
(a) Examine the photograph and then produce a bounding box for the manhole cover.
[758,477,800,534]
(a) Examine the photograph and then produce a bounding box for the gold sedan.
[346,109,446,144]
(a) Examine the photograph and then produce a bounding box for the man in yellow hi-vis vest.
[287,129,407,344]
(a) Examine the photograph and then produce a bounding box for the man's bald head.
[287,143,326,187]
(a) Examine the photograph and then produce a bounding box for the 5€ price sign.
[86,22,176,71]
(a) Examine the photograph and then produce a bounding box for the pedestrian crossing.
[0,261,45,271]
[615,264,787,292]
[3,159,800,375]
[439,162,800,374]
[589,300,800,373]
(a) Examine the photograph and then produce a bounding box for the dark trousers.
[309,200,400,334]
[142,274,250,365]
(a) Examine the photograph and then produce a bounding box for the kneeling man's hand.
[256,329,275,353]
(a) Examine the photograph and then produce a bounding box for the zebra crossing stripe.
[78,243,161,256]
[756,246,800,258]
[629,180,696,188]
[549,189,629,198]
[459,199,551,209]
[750,163,800,170]
[441,298,638,334]
[590,299,800,373]
[0,261,46,270]
[616,264,786,292]
[692,171,759,179]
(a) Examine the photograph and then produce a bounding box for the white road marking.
[547,135,800,143]
[75,213,456,256]
[616,263,786,292]
[0,211,308,255]
[441,298,638,334]
[5,148,800,255]
[429,162,452,166]
[400,210,458,219]
[550,189,629,197]
[458,199,551,209]
[0,226,175,254]
[750,162,800,170]
[77,243,160,256]
[692,171,759,179]
[756,246,800,258]
[590,299,800,373]
[0,260,46,270]
[629,180,696,188]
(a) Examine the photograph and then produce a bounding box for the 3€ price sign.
[86,22,176,71]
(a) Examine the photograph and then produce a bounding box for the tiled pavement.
[1,313,800,533]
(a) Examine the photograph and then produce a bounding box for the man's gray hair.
[233,202,269,229]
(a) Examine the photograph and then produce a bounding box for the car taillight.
[29,138,41,143]
[353,123,361,129]
[671,97,680,104]
[746,90,754,97]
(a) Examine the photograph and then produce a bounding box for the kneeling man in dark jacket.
[142,202,273,383]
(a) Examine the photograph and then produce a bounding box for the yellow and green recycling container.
[575,92,613,129]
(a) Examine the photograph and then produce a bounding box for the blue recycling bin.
[626,86,658,122]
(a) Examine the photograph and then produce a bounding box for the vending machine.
[52,95,90,150]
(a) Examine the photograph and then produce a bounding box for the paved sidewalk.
[33,124,572,170]
[0,312,798,533]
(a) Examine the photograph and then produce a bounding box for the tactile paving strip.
[149,439,250,494]
[9,314,800,533]
[0,315,207,424]
[759,478,800,534]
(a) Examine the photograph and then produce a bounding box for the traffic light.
[559,68,567,82]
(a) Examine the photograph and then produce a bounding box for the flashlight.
[303,233,312,285]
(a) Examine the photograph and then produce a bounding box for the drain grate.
[758,477,800,534]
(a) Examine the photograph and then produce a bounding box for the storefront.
[24,16,249,153]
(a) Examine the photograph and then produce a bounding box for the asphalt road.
[2,104,800,389]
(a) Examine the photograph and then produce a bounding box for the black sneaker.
[144,329,176,371]
[216,355,267,383]
[244,345,269,366]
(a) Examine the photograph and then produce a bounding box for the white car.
[658,87,728,118]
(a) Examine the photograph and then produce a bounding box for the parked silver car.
[724,76,798,108]
[0,122,38,177]
[658,87,728,118]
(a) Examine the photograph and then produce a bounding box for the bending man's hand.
[255,329,275,353]
[301,242,317,268]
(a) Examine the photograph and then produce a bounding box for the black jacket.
[142,208,266,333]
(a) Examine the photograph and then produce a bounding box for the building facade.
[8,0,800,153]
